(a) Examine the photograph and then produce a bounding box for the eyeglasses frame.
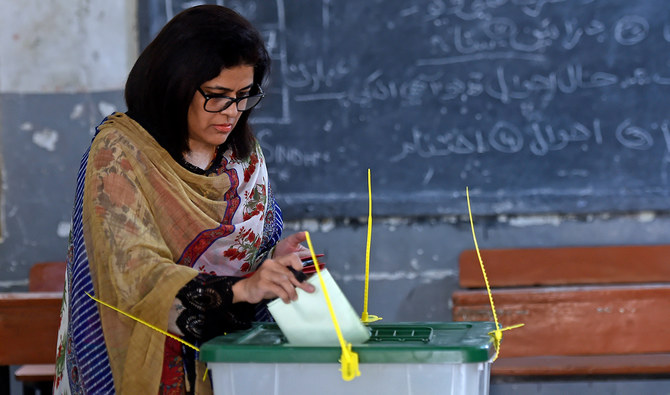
[196,85,265,113]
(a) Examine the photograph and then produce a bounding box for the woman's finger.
[278,276,299,302]
[273,231,307,257]
[259,260,300,300]
[269,281,292,304]
[271,253,303,272]
[284,231,307,248]
[255,272,291,303]
[238,256,316,303]
[269,259,314,299]
[282,265,316,294]
[295,278,315,294]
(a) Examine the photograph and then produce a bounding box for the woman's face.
[187,64,255,155]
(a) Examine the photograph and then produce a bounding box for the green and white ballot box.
[200,321,495,395]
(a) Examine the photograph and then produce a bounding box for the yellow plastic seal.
[305,232,361,381]
[361,169,382,324]
[465,187,524,361]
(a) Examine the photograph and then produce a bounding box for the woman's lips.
[213,124,232,133]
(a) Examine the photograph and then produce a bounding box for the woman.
[54,5,313,394]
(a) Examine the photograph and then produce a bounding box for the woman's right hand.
[231,254,315,304]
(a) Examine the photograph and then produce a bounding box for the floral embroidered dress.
[54,112,282,394]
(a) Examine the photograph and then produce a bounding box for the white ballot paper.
[267,268,371,346]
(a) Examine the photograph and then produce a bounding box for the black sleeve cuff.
[176,273,255,343]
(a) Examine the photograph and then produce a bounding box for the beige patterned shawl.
[81,112,271,393]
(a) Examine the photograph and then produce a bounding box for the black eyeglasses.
[197,85,264,113]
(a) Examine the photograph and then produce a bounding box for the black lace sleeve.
[175,273,255,343]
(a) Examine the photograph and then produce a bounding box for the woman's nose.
[221,102,240,116]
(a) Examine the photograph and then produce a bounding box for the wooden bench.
[452,245,670,376]
[0,262,65,394]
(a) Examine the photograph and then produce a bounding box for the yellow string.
[465,187,524,361]
[361,168,381,324]
[305,231,361,381]
[85,292,200,352]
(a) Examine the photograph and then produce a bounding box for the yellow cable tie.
[465,187,523,362]
[339,343,361,381]
[361,168,382,324]
[495,323,525,333]
[85,292,200,352]
[305,231,361,381]
[361,313,382,323]
[488,324,526,353]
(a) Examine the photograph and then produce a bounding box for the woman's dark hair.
[125,5,270,160]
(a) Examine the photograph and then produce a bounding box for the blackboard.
[140,0,670,219]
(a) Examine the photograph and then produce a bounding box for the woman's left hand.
[273,231,311,259]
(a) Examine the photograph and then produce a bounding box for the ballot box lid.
[200,321,495,364]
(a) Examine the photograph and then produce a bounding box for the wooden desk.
[0,292,62,394]
[453,245,670,376]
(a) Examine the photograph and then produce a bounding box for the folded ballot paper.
[267,268,371,346]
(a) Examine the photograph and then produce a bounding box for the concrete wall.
[1,1,669,394]
[0,0,137,93]
[0,0,135,288]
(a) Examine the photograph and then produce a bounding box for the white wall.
[0,0,138,93]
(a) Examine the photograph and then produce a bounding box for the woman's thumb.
[286,231,307,248]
